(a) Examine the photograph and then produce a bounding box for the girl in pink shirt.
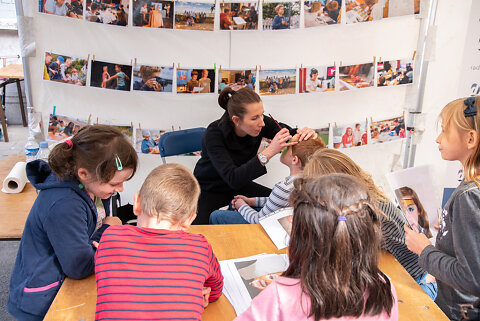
[236,174,398,321]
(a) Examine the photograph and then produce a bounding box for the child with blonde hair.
[405,96,480,320]
[95,163,223,320]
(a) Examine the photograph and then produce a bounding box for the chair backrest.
[158,127,206,163]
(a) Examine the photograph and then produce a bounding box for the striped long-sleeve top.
[239,175,298,224]
[95,225,223,321]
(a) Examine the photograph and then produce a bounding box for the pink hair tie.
[65,139,73,147]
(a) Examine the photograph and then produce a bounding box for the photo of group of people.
[370,116,405,144]
[136,128,166,154]
[314,127,329,146]
[39,0,83,18]
[259,69,296,95]
[174,1,215,31]
[338,63,374,91]
[85,0,129,25]
[304,0,341,27]
[133,65,174,92]
[133,0,174,28]
[345,0,420,24]
[263,1,300,30]
[220,2,258,30]
[299,66,335,93]
[218,70,256,92]
[44,52,88,86]
[177,68,215,93]
[377,59,413,87]
[91,60,132,91]
[47,114,87,141]
[333,122,367,149]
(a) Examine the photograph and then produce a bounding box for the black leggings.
[194,182,272,225]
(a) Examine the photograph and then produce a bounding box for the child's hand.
[103,216,123,226]
[202,287,211,307]
[234,198,247,210]
[404,224,431,255]
[234,195,255,207]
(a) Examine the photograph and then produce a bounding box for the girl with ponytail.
[7,125,138,321]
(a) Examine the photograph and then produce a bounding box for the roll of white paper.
[2,162,28,194]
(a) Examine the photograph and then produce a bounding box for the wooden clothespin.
[131,121,133,129]
[92,55,95,62]
[412,50,416,60]
[96,117,99,124]
[379,57,382,63]
[333,61,336,68]
[134,58,137,69]
[177,63,180,68]
[335,122,337,128]
[370,117,373,124]
[300,64,302,69]
[87,54,90,62]
[130,59,132,66]
[373,56,376,64]
[339,61,342,67]
[179,126,182,130]
[87,114,92,125]
[172,125,175,131]
[172,62,175,69]
[138,122,141,130]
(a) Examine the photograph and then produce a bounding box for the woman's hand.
[263,128,296,159]
[404,224,431,255]
[296,127,317,141]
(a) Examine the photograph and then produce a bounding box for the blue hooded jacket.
[7,160,111,318]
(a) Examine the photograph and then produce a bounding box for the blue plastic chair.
[158,127,206,164]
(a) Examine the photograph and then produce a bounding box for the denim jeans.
[209,209,250,224]
[415,273,438,301]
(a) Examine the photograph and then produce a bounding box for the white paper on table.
[259,207,293,250]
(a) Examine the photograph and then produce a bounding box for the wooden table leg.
[16,79,27,127]
[0,102,9,142]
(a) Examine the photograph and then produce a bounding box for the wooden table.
[0,64,27,142]
[0,154,36,239]
[45,224,448,321]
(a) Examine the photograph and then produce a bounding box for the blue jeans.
[415,273,438,301]
[209,209,250,224]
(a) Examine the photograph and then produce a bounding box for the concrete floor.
[0,125,28,161]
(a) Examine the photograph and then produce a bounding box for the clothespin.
[87,114,92,125]
[96,117,98,124]
[334,61,336,68]
[92,55,95,62]
[259,65,262,71]
[214,63,216,73]
[219,65,222,72]
[87,54,90,63]
[130,59,132,66]
[134,58,137,69]
[373,56,376,64]
[179,126,182,130]
[131,121,133,129]
[412,50,416,60]
[300,64,302,69]
[138,122,141,130]
[335,122,337,128]
[178,63,180,68]
[52,105,56,117]
[370,116,373,124]
[256,65,258,71]
[379,57,382,63]
[172,125,175,131]
[172,62,175,69]
[339,61,342,67]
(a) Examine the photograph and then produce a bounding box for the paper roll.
[2,162,28,194]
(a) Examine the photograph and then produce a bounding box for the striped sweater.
[239,175,298,224]
[95,225,223,321]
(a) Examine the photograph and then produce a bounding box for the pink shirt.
[235,277,398,321]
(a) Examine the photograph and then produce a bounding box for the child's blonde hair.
[440,96,480,186]
[139,164,200,224]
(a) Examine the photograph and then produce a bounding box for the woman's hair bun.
[218,87,236,110]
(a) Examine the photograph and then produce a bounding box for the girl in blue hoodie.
[7,125,138,321]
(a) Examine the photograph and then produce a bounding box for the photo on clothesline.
[304,0,341,28]
[100,123,134,145]
[386,0,420,18]
[258,69,296,95]
[332,122,367,149]
[377,59,413,87]
[174,1,215,31]
[338,63,374,91]
[299,66,335,93]
[39,0,83,19]
[44,52,88,86]
[263,1,300,30]
[219,2,258,30]
[177,68,215,93]
[314,126,329,146]
[345,0,385,24]
[218,69,256,93]
[90,60,132,91]
[370,116,405,144]
[133,65,173,92]
[136,128,166,154]
[47,114,87,142]
[133,0,174,28]
[84,0,129,26]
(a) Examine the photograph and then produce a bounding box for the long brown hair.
[218,87,261,126]
[396,186,432,238]
[284,174,394,320]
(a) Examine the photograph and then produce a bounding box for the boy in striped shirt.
[95,164,223,321]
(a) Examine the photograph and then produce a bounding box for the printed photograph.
[386,0,420,18]
[136,128,166,154]
[219,2,258,30]
[277,215,292,236]
[39,0,83,18]
[338,63,374,91]
[133,0,174,28]
[174,1,215,31]
[370,116,405,144]
[345,0,385,23]
[304,0,341,27]
[395,186,433,238]
[377,59,413,87]
[332,122,367,149]
[84,0,129,26]
[133,65,174,92]
[299,66,335,93]
[177,68,215,93]
[47,114,87,141]
[314,127,329,146]
[263,1,300,30]
[218,70,256,93]
[44,52,87,86]
[101,124,134,145]
[91,60,132,91]
[259,69,296,95]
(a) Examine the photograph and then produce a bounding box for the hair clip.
[115,155,123,171]
[464,97,477,130]
[65,139,73,147]
[337,216,347,221]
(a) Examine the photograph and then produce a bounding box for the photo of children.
[338,63,374,91]
[132,65,173,92]
[377,59,413,87]
[44,52,87,86]
[299,66,335,93]
[39,0,83,18]
[345,0,385,24]
[101,124,134,145]
[91,61,132,91]
[219,2,258,30]
[304,0,341,27]
[133,0,174,28]
[395,186,433,238]
[135,128,166,154]
[263,1,300,30]
[370,116,405,144]
[332,122,367,149]
[177,68,215,93]
[85,0,129,26]
[218,70,256,93]
[314,127,329,146]
[277,215,292,236]
[258,69,296,95]
[174,1,215,31]
[47,114,87,141]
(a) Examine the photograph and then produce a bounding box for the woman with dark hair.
[193,87,315,224]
